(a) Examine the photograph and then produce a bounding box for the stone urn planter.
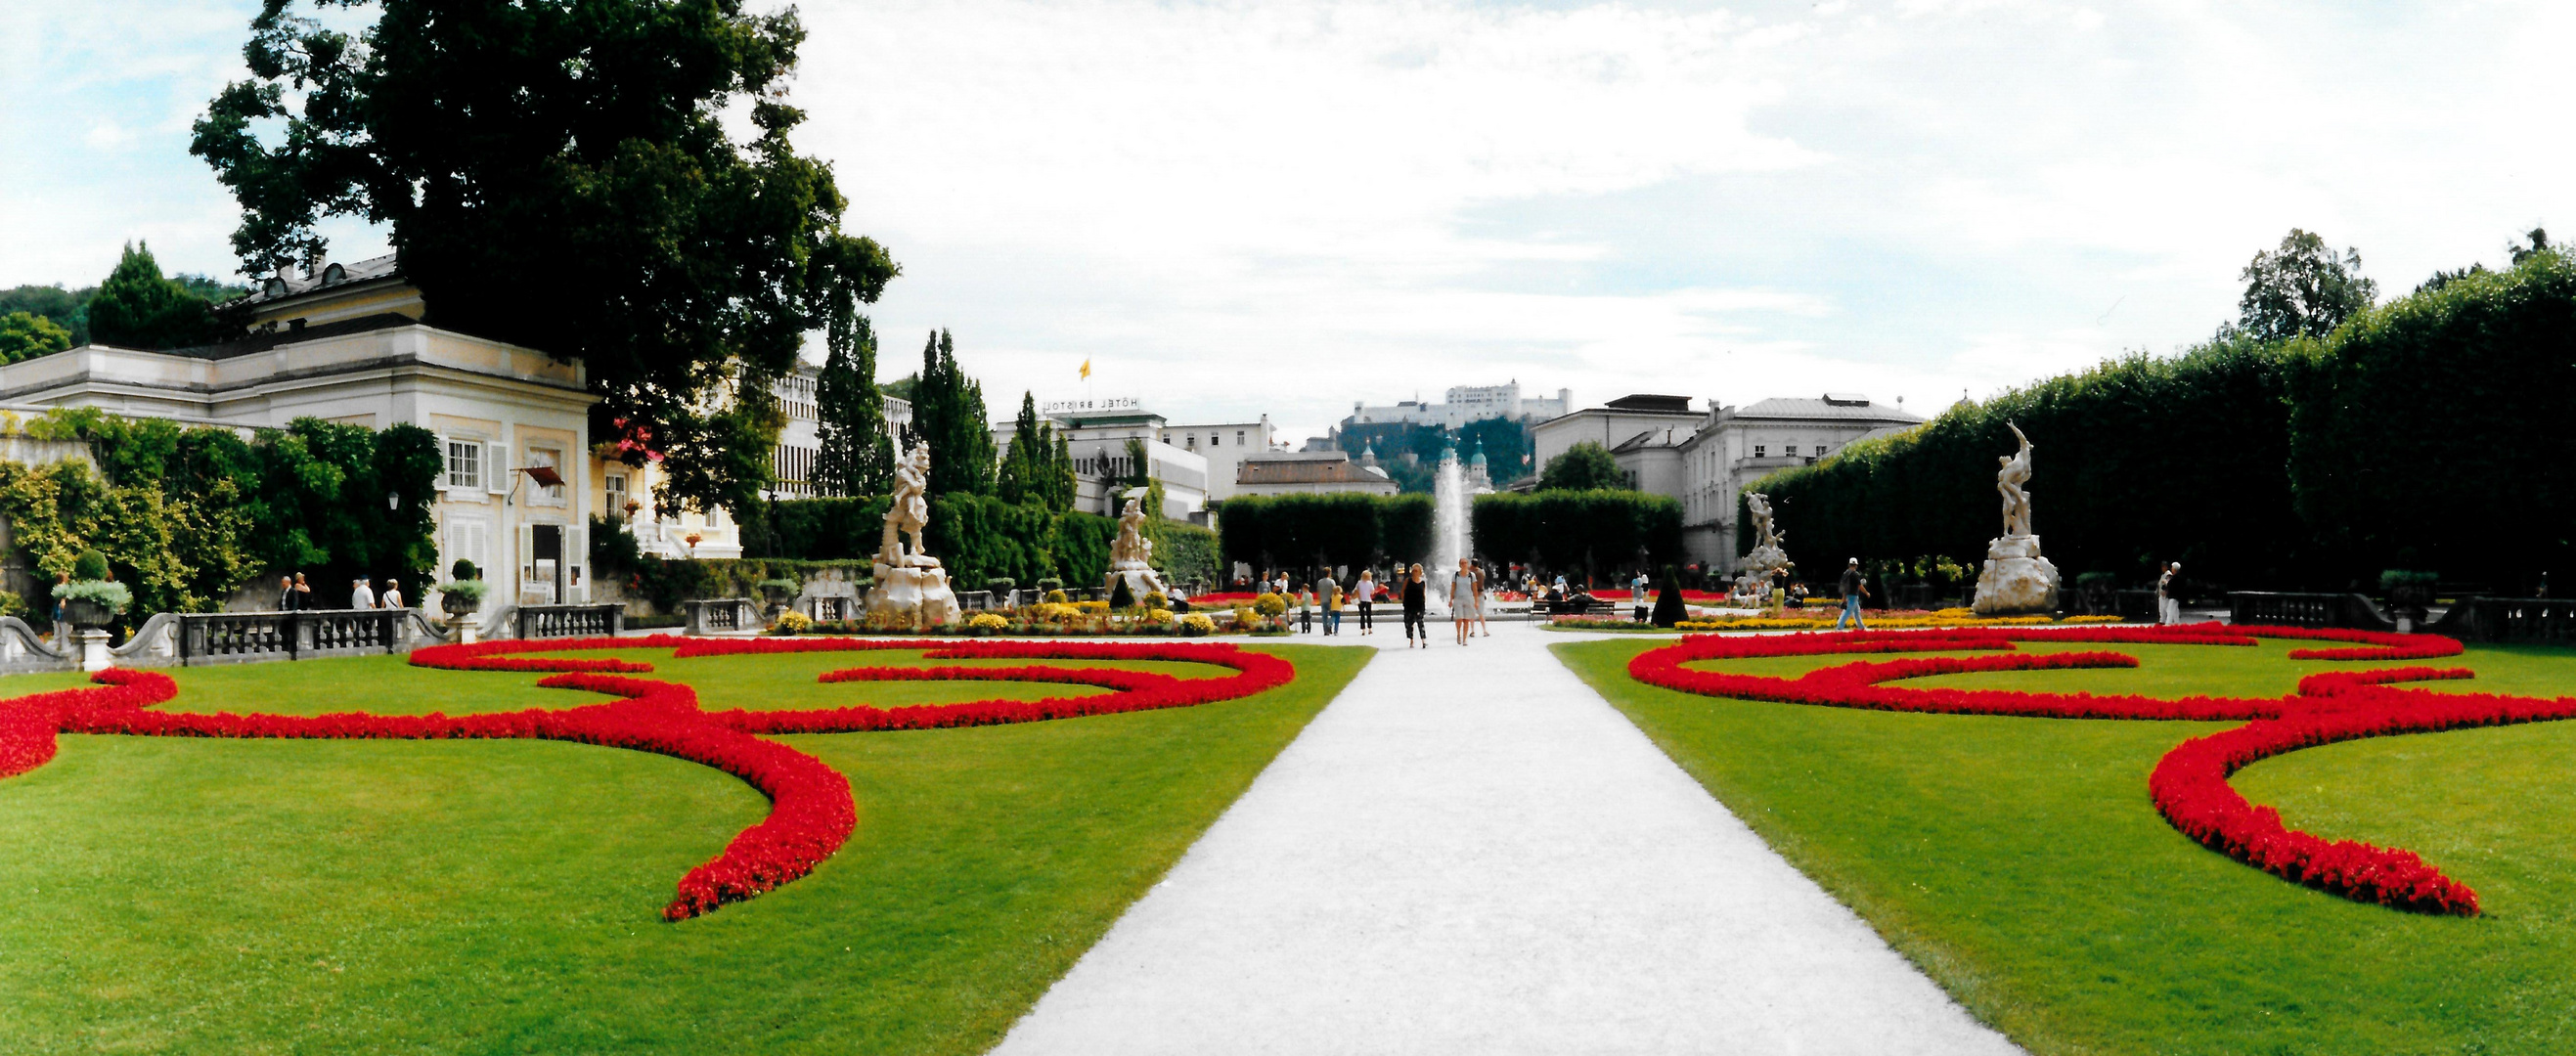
[442,593,478,616]
[62,597,114,627]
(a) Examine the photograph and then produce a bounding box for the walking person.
[2157,562,2183,626]
[1472,559,1490,637]
[292,572,313,610]
[1298,584,1314,634]
[1448,558,1476,645]
[379,579,405,610]
[1835,558,1871,632]
[1631,569,1652,622]
[1402,563,1429,647]
[51,571,71,649]
[350,577,377,611]
[1318,567,1341,637]
[1355,569,1377,636]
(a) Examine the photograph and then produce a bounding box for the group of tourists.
[1263,558,1496,648]
[275,573,408,612]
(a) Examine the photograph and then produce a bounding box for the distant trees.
[0,312,71,363]
[0,284,94,347]
[813,315,893,498]
[1537,441,1625,492]
[1219,494,1435,573]
[82,242,232,350]
[906,330,996,497]
[1470,491,1682,582]
[998,391,1076,511]
[2229,229,2377,342]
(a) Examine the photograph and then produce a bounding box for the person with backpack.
[1835,558,1871,632]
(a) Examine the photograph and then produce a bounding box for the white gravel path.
[990,621,2024,1056]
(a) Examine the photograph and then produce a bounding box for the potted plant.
[439,559,489,615]
[55,550,131,628]
[2380,569,2438,629]
[983,577,1016,608]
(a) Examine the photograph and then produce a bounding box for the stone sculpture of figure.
[1747,491,1786,550]
[882,441,933,565]
[1996,422,2034,538]
[1114,497,1151,566]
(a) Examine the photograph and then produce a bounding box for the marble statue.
[866,441,960,628]
[1972,422,2062,615]
[1105,495,1171,601]
[1736,491,1794,604]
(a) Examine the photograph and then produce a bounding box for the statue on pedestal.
[1105,496,1170,601]
[1972,423,2062,615]
[1737,491,1794,602]
[866,442,960,628]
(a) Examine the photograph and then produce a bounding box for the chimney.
[303,247,326,280]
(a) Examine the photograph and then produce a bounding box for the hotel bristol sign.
[1042,396,1141,415]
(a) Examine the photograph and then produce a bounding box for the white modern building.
[991,398,1211,520]
[1155,415,1278,501]
[1347,381,1572,432]
[761,362,912,503]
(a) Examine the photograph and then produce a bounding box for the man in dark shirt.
[1835,558,1870,631]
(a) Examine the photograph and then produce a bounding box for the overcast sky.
[6,0,2571,441]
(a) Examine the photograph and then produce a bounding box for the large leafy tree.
[2231,229,2377,342]
[907,330,995,496]
[813,314,892,498]
[87,242,224,350]
[191,0,898,518]
[0,285,94,346]
[1538,440,1625,492]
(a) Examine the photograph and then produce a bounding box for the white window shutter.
[486,442,510,494]
[566,524,587,602]
[433,433,452,490]
[517,523,535,588]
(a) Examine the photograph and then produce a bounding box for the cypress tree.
[88,242,222,350]
[913,330,997,496]
[999,391,1045,506]
[814,312,892,497]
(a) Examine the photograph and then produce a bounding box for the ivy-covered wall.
[0,409,441,622]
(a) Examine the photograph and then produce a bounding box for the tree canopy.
[87,242,227,351]
[998,391,1076,511]
[0,312,72,364]
[191,0,898,517]
[1537,440,1625,492]
[2231,228,2377,342]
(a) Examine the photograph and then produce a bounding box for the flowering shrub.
[965,612,1009,633]
[770,611,815,636]
[1,637,1298,922]
[1178,613,1217,637]
[1627,624,2542,915]
[1253,593,1287,616]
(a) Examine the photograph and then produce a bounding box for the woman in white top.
[1448,559,1477,645]
[1354,569,1378,636]
[379,579,405,609]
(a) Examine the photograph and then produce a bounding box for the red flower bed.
[1627,624,2560,915]
[1,638,1296,921]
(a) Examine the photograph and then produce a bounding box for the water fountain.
[1428,435,1470,614]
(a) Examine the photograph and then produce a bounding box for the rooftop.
[240,253,403,307]
[1730,396,1927,423]
[1604,393,1694,413]
[1237,459,1394,486]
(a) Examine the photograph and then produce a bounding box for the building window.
[605,473,628,512]
[1235,430,1245,445]
[528,445,565,503]
[445,440,481,490]
[1814,445,1828,458]
[1754,444,1766,459]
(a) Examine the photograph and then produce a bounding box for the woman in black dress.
[1401,562,1429,648]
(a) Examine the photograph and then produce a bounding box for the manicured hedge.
[2287,250,2576,590]
[1470,490,1683,578]
[1218,494,1434,572]
[1748,250,2576,593]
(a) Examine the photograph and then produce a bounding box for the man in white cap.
[1835,557,1870,631]
[350,577,377,611]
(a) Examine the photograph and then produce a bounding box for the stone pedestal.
[77,629,112,672]
[1973,534,2061,615]
[448,611,482,644]
[869,559,959,629]
[1106,560,1169,604]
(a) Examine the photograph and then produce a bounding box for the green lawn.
[1558,637,2576,1056]
[0,642,1368,1055]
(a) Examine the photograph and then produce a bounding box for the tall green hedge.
[2287,249,2576,590]
[1217,494,1433,572]
[1745,248,2576,593]
[1469,490,1683,580]
[1747,336,2303,587]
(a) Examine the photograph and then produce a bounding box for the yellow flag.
[1079,358,1091,380]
